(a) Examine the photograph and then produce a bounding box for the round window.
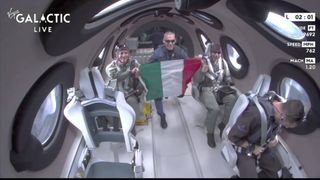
[11,63,74,171]
[264,12,305,40]
[280,77,311,115]
[220,36,249,79]
[31,85,62,146]
[226,44,241,70]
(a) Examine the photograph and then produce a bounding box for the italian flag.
[139,58,201,101]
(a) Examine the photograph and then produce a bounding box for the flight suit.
[106,59,144,123]
[228,96,282,178]
[193,57,237,146]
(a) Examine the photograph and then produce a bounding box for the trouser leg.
[205,108,219,134]
[200,90,219,147]
[258,149,281,178]
[127,95,141,120]
[218,94,237,137]
[222,94,237,125]
[237,153,258,178]
[126,95,141,135]
[154,97,167,128]
[154,98,164,115]
[200,90,219,134]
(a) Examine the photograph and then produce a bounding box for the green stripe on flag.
[139,62,163,101]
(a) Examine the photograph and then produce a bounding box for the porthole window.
[31,85,62,146]
[264,12,305,40]
[91,37,114,74]
[93,0,134,20]
[92,47,106,70]
[190,10,223,30]
[196,29,211,51]
[220,36,249,79]
[11,63,74,171]
[98,48,105,59]
[200,34,209,49]
[280,77,311,114]
[226,44,241,70]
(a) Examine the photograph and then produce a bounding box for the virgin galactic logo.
[7,8,70,33]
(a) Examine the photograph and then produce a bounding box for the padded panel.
[64,97,96,148]
[79,68,95,99]
[91,68,106,99]
[251,74,271,96]
[223,94,249,140]
[115,91,137,152]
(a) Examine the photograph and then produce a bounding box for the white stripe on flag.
[161,60,184,97]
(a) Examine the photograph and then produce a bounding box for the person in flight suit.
[228,92,305,178]
[105,44,144,133]
[193,43,237,148]
[149,31,188,129]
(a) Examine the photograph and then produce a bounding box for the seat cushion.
[86,161,134,178]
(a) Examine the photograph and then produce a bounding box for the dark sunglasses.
[165,40,175,43]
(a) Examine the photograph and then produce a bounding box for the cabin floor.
[91,84,235,178]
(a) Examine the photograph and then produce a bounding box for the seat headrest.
[91,68,105,99]
[223,94,250,140]
[251,74,271,96]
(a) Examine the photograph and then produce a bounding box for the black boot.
[159,113,167,129]
[218,122,226,138]
[177,94,184,98]
[207,133,216,148]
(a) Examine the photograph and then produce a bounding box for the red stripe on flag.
[182,58,202,94]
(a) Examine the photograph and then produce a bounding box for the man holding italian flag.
[138,31,201,129]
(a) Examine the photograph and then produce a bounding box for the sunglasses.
[165,40,176,44]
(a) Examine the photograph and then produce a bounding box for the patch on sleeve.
[237,124,248,132]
